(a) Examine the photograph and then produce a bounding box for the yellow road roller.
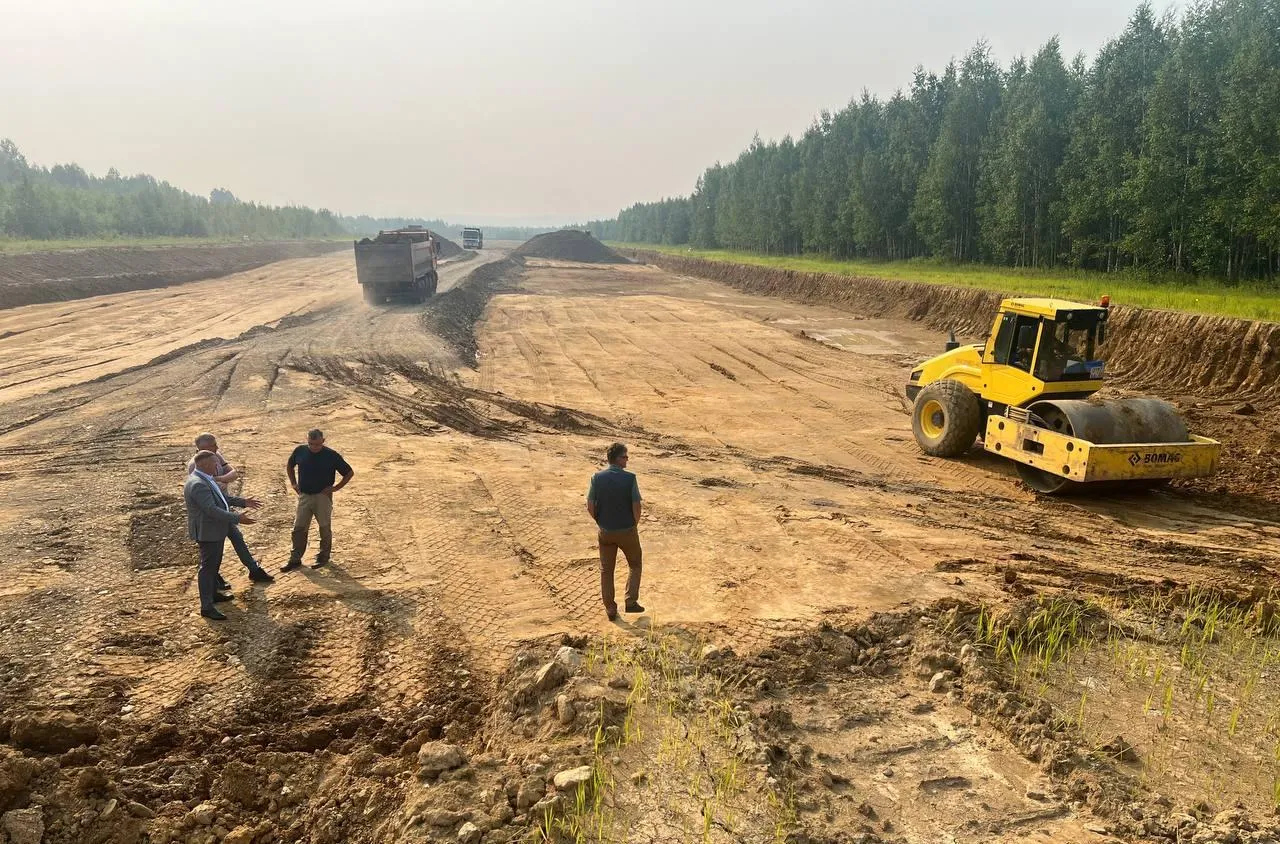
[905,296,1221,493]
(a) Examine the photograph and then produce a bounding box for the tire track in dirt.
[510,329,559,403]
[475,470,601,626]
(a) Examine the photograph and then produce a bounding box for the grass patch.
[553,627,796,843]
[613,243,1280,323]
[976,589,1280,814]
[0,235,349,254]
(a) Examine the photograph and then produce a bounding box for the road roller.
[905,296,1221,494]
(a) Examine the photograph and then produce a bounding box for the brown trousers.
[598,527,642,611]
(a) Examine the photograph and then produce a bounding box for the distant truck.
[353,226,440,305]
[462,227,483,250]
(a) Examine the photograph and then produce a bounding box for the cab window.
[990,313,1016,362]
[999,316,1040,372]
[1036,319,1099,381]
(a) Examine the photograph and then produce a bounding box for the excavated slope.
[627,250,1280,405]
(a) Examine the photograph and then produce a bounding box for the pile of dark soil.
[422,257,525,366]
[356,230,463,258]
[511,231,627,264]
[435,233,463,258]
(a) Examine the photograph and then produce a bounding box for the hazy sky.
[0,0,1140,224]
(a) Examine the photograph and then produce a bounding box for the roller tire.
[912,380,982,458]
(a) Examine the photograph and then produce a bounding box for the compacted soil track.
[1,250,1277,843]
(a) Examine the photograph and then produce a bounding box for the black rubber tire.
[912,379,982,458]
[362,285,382,305]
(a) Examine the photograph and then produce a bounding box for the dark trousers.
[197,540,225,611]
[598,527,642,612]
[228,524,257,569]
[217,524,257,588]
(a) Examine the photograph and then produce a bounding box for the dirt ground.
[1,249,1278,843]
[0,242,349,310]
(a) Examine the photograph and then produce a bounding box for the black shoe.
[281,560,302,573]
[624,602,645,614]
[212,593,234,603]
[310,558,330,569]
[201,608,227,621]
[217,579,231,591]
[606,606,618,621]
[248,568,275,584]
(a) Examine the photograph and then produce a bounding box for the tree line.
[0,140,580,247]
[0,140,346,241]
[591,1,1280,282]
[344,216,567,243]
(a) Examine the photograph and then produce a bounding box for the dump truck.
[462,227,483,250]
[905,296,1221,493]
[353,226,440,305]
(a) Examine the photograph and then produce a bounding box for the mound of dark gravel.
[511,230,627,263]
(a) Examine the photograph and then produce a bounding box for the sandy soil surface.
[1,251,1278,843]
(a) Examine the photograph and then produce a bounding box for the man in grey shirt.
[587,442,645,621]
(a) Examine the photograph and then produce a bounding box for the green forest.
[0,138,567,247]
[0,140,348,241]
[592,0,1280,282]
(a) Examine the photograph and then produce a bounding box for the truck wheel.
[362,285,381,305]
[428,273,438,296]
[912,380,982,458]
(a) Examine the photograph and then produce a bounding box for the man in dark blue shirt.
[587,442,644,621]
[282,429,354,571]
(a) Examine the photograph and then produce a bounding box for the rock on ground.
[555,695,576,726]
[554,646,584,671]
[417,742,466,777]
[515,776,545,810]
[223,826,256,844]
[553,765,595,799]
[2,807,45,844]
[11,713,99,754]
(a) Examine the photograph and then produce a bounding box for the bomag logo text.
[1128,452,1183,466]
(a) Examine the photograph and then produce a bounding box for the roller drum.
[1025,398,1190,445]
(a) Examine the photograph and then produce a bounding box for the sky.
[0,0,1142,225]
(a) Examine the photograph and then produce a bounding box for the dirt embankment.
[625,251,1280,403]
[0,241,350,310]
[422,257,525,367]
[512,231,628,263]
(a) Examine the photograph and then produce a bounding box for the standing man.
[185,450,261,620]
[283,429,354,572]
[586,442,645,621]
[187,433,274,586]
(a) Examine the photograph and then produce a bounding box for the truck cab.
[462,227,483,250]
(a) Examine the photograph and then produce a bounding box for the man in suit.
[185,449,261,620]
[186,433,274,590]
